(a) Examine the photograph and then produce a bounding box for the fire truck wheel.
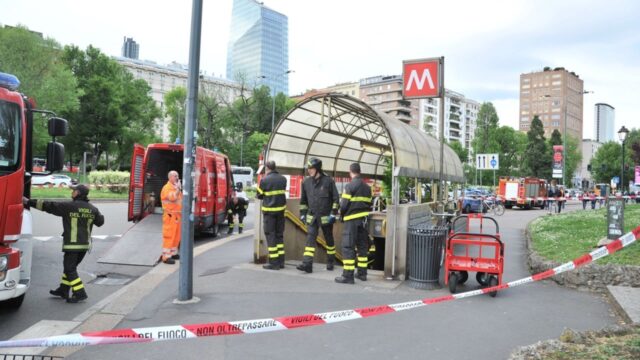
[476,272,489,286]
[488,276,498,298]
[1,294,25,309]
[448,272,458,294]
[458,271,468,284]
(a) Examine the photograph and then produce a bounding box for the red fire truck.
[498,176,547,209]
[0,72,67,308]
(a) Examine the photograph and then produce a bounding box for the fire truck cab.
[0,72,67,309]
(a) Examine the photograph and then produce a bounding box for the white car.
[31,174,74,187]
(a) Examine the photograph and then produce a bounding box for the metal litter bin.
[407,225,448,289]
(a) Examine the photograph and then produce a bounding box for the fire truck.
[0,72,67,308]
[498,176,547,209]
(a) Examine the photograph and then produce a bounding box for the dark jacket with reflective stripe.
[339,176,372,221]
[257,171,287,214]
[228,197,249,215]
[300,173,339,218]
[29,198,105,252]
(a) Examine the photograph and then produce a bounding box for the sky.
[2,0,639,136]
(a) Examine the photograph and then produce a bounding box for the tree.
[625,128,640,165]
[0,25,81,155]
[164,87,187,143]
[471,102,500,185]
[549,129,562,146]
[493,126,526,177]
[590,141,633,187]
[448,140,468,163]
[523,116,550,178]
[563,135,582,186]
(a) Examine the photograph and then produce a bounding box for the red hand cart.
[444,214,504,297]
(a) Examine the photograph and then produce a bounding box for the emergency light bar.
[0,72,20,91]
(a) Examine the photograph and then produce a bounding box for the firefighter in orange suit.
[160,170,182,264]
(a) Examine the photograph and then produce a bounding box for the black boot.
[49,285,69,300]
[335,271,355,284]
[356,269,367,281]
[279,256,285,269]
[296,263,313,273]
[326,255,335,271]
[227,227,233,235]
[67,288,88,303]
[238,227,243,234]
[262,262,280,270]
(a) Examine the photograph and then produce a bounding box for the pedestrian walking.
[160,170,182,264]
[557,186,564,214]
[227,195,249,234]
[335,163,372,284]
[257,161,287,270]
[24,184,104,303]
[296,158,339,273]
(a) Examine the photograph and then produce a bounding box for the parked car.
[31,174,75,187]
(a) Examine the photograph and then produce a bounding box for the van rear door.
[128,144,146,221]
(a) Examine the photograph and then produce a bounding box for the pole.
[271,86,276,133]
[438,56,445,202]
[178,0,203,302]
[621,140,625,194]
[82,152,87,182]
[563,97,567,187]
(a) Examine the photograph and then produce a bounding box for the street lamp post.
[618,126,629,193]
[259,70,293,132]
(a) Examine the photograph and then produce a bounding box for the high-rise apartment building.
[226,0,289,95]
[594,103,615,143]
[358,75,478,150]
[122,37,139,60]
[578,139,602,189]
[519,67,584,140]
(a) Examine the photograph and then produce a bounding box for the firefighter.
[257,161,287,270]
[23,184,104,303]
[160,170,182,264]
[296,158,339,273]
[335,163,372,284]
[227,195,249,234]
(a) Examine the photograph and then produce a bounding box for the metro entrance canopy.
[266,93,464,182]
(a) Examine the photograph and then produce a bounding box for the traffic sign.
[402,57,442,99]
[476,153,499,170]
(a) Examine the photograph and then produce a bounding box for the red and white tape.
[1,226,639,349]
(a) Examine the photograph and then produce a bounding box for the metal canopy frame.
[266,93,464,183]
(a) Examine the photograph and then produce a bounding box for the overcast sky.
[2,0,639,136]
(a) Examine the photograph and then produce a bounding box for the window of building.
[521,116,529,121]
[522,84,530,89]
[552,80,562,85]
[552,121,560,127]
[551,114,561,120]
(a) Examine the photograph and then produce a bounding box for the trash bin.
[407,225,448,289]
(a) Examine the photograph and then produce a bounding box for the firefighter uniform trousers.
[264,212,285,265]
[62,251,87,298]
[161,182,182,261]
[303,216,336,266]
[228,210,245,232]
[341,218,369,277]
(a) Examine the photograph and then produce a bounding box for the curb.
[38,230,254,358]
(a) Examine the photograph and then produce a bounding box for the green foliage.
[88,171,130,193]
[0,25,81,154]
[61,45,160,169]
[448,140,468,163]
[164,87,187,142]
[549,129,562,146]
[30,186,127,199]
[523,116,551,178]
[590,141,634,186]
[564,135,582,186]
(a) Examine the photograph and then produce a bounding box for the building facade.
[594,103,615,143]
[578,139,602,189]
[359,75,418,126]
[226,0,289,95]
[418,90,479,151]
[121,37,139,60]
[519,67,584,140]
[115,57,247,141]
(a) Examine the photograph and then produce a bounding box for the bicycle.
[483,198,505,216]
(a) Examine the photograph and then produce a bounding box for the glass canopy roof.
[266,93,464,183]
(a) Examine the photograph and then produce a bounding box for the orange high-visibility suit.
[161,181,182,261]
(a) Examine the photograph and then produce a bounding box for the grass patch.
[530,204,640,266]
[532,327,640,360]
[30,186,127,200]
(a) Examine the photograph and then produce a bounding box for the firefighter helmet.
[306,158,322,171]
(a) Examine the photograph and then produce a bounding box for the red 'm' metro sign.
[402,57,443,99]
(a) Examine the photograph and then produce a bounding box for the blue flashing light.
[0,72,20,91]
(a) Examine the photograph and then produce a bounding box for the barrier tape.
[1,226,639,349]
[459,195,639,202]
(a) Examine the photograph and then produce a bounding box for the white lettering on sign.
[405,68,435,91]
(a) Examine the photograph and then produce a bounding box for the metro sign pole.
[403,57,444,200]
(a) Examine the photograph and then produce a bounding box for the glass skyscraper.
[226,0,289,95]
